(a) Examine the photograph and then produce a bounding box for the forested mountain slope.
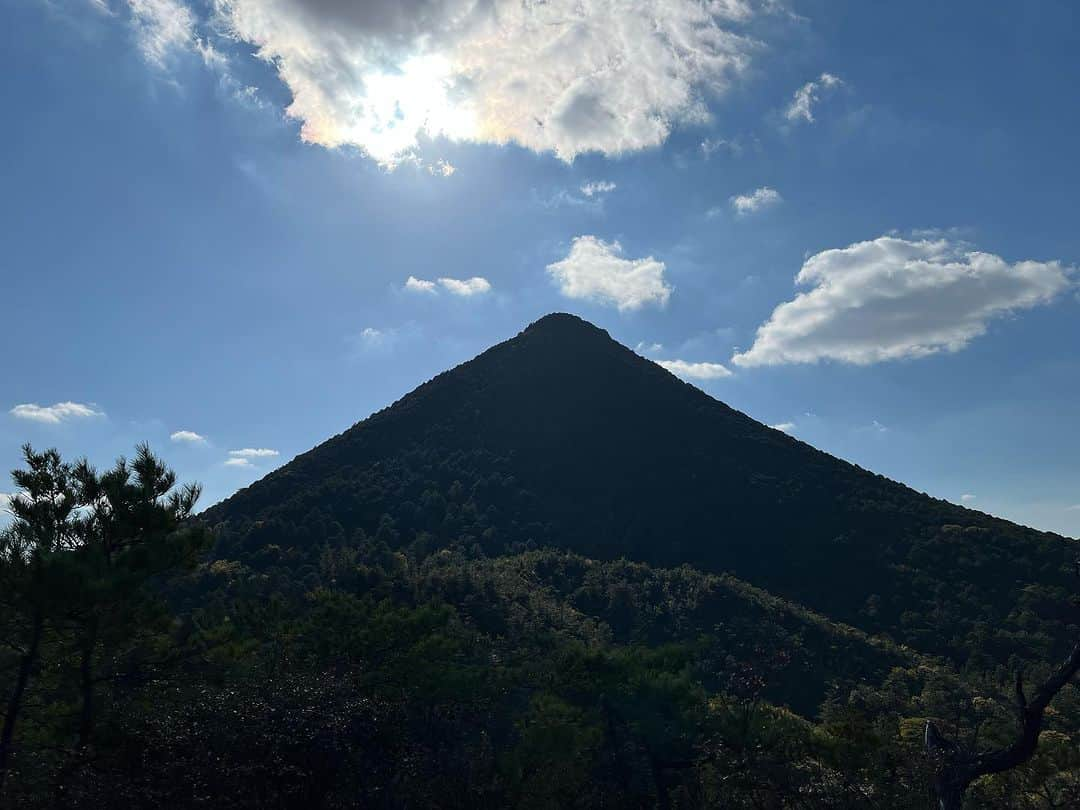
[5,316,1079,807]
[208,313,1077,665]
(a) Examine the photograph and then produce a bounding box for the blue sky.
[2,0,1079,536]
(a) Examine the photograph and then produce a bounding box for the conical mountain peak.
[208,314,1072,665]
[519,312,613,341]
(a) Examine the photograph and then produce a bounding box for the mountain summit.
[209,313,1074,663]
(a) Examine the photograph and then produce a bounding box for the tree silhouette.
[0,446,83,794]
[0,444,205,799]
[925,632,1080,807]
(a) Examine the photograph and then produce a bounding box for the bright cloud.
[170,430,208,444]
[437,277,491,296]
[428,159,457,177]
[406,276,491,296]
[961,494,977,503]
[224,457,254,468]
[657,359,733,380]
[229,448,280,458]
[547,236,671,311]
[128,0,196,67]
[784,72,842,123]
[732,236,1073,367]
[212,0,759,166]
[770,422,795,433]
[730,186,781,214]
[405,276,438,294]
[580,180,617,197]
[10,402,105,424]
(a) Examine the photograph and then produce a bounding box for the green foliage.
[0,444,210,803]
[3,316,1079,806]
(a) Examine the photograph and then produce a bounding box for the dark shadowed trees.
[0,444,206,800]
[926,635,1080,808]
[0,446,83,794]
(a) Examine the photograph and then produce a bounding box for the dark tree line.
[1,442,1079,808]
[926,635,1080,808]
[0,444,206,799]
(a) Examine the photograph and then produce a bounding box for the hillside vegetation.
[2,315,1078,808]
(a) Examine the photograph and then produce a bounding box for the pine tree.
[0,446,83,794]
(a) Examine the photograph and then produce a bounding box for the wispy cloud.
[785,72,843,123]
[438,277,491,296]
[427,159,456,177]
[730,186,782,215]
[229,448,280,458]
[770,422,795,434]
[580,180,617,198]
[701,137,744,159]
[170,429,208,444]
[405,276,491,297]
[547,236,671,312]
[357,327,390,349]
[127,0,195,68]
[224,457,254,468]
[733,236,1073,367]
[10,402,105,424]
[961,494,977,503]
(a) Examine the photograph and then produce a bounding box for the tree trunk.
[931,771,966,810]
[925,638,1080,810]
[0,609,44,795]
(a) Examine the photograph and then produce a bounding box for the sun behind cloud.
[213,0,759,165]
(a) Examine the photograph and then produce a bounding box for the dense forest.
[2,314,1079,808]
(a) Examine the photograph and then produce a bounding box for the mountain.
[7,314,1079,808]
[207,313,1076,665]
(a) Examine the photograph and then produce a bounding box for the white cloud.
[733,236,1073,367]
[657,359,732,380]
[784,72,842,123]
[580,180,617,198]
[428,159,456,177]
[224,457,254,468]
[127,0,196,67]
[636,341,664,354]
[212,0,760,166]
[357,327,390,349]
[170,429,208,444]
[404,276,438,294]
[547,236,671,311]
[730,186,781,215]
[229,448,280,458]
[10,402,105,424]
[961,493,977,503]
[405,275,491,296]
[437,276,491,296]
[701,136,743,158]
[770,422,795,433]
[534,187,606,211]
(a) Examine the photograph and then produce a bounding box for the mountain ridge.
[207,312,1076,665]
